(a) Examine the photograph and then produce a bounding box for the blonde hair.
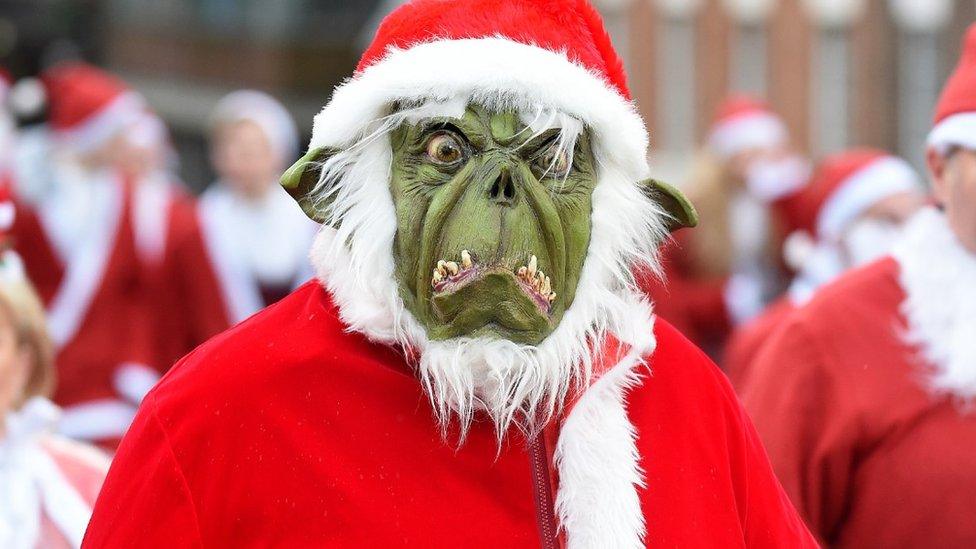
[0,278,55,408]
[685,151,735,276]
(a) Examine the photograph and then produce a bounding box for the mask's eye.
[426,131,464,165]
[534,143,571,178]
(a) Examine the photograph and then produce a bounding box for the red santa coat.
[724,297,795,390]
[743,251,976,546]
[84,281,815,548]
[11,176,157,447]
[132,176,229,370]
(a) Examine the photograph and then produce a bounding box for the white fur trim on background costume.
[132,173,173,265]
[200,184,316,323]
[0,398,95,549]
[58,398,138,441]
[42,175,123,348]
[306,35,669,545]
[892,208,976,400]
[817,155,920,240]
[927,111,976,155]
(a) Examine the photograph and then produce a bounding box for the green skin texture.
[387,105,597,344]
[280,104,698,347]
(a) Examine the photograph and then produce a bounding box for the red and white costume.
[725,149,921,388]
[86,283,814,548]
[743,209,976,547]
[647,97,809,353]
[11,64,157,447]
[193,183,316,323]
[1,398,109,549]
[745,25,976,546]
[138,177,316,370]
[85,2,814,546]
[140,89,316,369]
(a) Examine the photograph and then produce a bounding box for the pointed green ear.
[280,146,339,224]
[641,178,698,232]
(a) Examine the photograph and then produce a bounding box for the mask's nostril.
[489,171,516,204]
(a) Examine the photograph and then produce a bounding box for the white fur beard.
[894,208,976,400]
[417,337,576,443]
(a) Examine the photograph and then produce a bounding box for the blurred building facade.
[618,0,974,179]
[2,0,974,186]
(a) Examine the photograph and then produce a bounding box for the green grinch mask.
[281,104,696,346]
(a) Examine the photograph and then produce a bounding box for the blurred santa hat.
[783,149,921,270]
[41,62,145,154]
[210,90,298,165]
[707,95,788,159]
[928,22,976,154]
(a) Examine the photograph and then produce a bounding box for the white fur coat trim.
[892,207,976,399]
[555,337,652,548]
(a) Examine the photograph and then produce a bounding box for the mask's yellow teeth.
[431,253,477,289]
[514,254,557,305]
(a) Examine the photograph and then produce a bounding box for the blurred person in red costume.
[83,1,815,547]
[9,63,157,449]
[725,149,925,389]
[117,109,212,370]
[644,95,810,357]
[744,23,976,548]
[0,201,109,548]
[180,90,316,340]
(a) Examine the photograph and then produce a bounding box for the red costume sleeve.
[82,396,203,548]
[741,319,858,544]
[638,321,819,548]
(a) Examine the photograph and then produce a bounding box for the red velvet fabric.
[934,23,976,124]
[84,282,814,547]
[724,297,796,391]
[357,0,630,99]
[744,258,976,548]
[12,185,155,407]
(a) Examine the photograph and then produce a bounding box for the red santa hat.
[707,95,788,159]
[309,0,648,180]
[928,23,976,154]
[41,62,145,154]
[796,149,920,241]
